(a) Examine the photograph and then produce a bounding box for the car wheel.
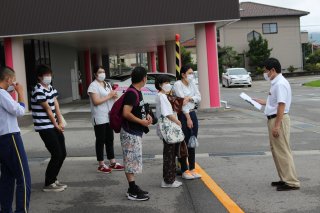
[248,85,252,87]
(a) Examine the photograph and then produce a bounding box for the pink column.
[150,52,156,72]
[157,45,167,73]
[4,38,16,100]
[205,23,220,108]
[84,50,92,90]
[4,38,13,68]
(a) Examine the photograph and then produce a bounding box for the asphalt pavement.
[17,75,320,213]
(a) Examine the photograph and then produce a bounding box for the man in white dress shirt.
[254,58,300,191]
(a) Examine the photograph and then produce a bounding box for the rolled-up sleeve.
[192,83,201,103]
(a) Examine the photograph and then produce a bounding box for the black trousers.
[178,111,198,173]
[93,123,115,162]
[39,128,67,186]
[163,140,179,184]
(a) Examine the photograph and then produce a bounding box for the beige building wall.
[219,17,303,71]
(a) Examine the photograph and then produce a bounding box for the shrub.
[304,64,319,72]
[287,65,297,73]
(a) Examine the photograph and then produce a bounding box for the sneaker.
[55,180,67,189]
[126,185,149,196]
[127,186,150,201]
[109,162,124,171]
[97,165,112,173]
[190,170,202,179]
[161,180,182,188]
[182,170,195,180]
[42,183,65,192]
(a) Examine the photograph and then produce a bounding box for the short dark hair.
[178,64,192,80]
[264,58,281,73]
[0,66,15,81]
[155,74,171,91]
[36,64,52,78]
[131,67,147,84]
[93,65,104,75]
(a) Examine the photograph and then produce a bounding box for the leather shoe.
[276,184,300,191]
[271,181,285,187]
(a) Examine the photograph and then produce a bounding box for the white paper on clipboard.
[240,92,262,110]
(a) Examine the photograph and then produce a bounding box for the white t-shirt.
[88,80,114,125]
[264,74,292,116]
[155,93,174,119]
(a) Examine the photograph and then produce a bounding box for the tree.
[306,49,320,64]
[246,36,272,73]
[218,46,241,68]
[181,46,197,70]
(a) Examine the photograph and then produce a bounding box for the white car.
[110,72,176,108]
[221,68,252,88]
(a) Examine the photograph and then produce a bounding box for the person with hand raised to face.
[88,66,124,174]
[0,66,31,213]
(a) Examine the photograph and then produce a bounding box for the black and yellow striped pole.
[175,34,181,79]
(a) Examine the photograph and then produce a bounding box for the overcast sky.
[239,0,320,32]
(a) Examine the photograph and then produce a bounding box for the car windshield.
[147,74,176,85]
[228,69,248,75]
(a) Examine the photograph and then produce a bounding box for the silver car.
[221,68,252,88]
[111,72,176,108]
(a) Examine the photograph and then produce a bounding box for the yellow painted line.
[195,163,245,213]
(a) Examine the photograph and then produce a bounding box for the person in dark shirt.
[121,67,153,201]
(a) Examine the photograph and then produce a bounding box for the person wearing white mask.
[0,66,31,212]
[173,64,202,180]
[155,75,183,188]
[30,64,67,192]
[88,66,124,174]
[254,58,300,191]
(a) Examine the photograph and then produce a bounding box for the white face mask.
[42,76,52,85]
[7,81,16,92]
[263,73,270,81]
[7,85,15,92]
[161,83,172,93]
[187,74,194,82]
[97,73,106,81]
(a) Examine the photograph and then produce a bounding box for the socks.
[129,181,136,189]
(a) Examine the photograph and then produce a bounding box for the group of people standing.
[86,65,202,201]
[0,57,300,212]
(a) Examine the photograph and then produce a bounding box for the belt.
[267,113,287,120]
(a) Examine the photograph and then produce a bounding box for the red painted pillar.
[196,23,221,109]
[157,45,167,73]
[4,38,16,99]
[205,23,220,107]
[84,50,92,90]
[150,52,156,72]
[4,38,13,68]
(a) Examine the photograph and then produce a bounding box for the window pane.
[270,24,277,33]
[262,24,270,34]
[263,23,277,34]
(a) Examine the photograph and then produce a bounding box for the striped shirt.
[31,83,58,131]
